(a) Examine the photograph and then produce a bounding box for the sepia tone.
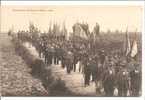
[0,5,142,97]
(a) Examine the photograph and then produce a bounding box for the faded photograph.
[0,5,142,97]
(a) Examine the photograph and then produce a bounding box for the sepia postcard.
[0,1,144,100]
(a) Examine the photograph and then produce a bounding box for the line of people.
[16,31,141,97]
[82,52,141,96]
[35,36,141,96]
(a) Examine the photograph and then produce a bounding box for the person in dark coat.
[44,49,49,65]
[38,42,43,58]
[84,61,92,86]
[54,46,59,65]
[130,64,141,96]
[91,54,99,82]
[117,64,129,96]
[73,54,78,72]
[44,46,53,66]
[66,51,73,74]
[60,45,67,68]
[90,60,97,82]
[60,49,66,68]
[42,42,47,58]
[99,50,106,66]
[102,63,115,96]
[95,60,104,94]
[65,57,72,74]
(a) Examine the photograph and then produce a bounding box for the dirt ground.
[24,42,100,96]
[0,33,48,96]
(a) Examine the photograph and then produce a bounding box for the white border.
[1,1,144,6]
[1,1,145,100]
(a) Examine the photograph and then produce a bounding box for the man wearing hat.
[130,63,141,96]
[99,50,106,66]
[91,54,99,82]
[66,51,73,74]
[95,59,104,94]
[83,55,91,86]
[102,62,115,96]
[116,62,129,96]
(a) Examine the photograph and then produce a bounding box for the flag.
[125,30,131,56]
[130,32,138,58]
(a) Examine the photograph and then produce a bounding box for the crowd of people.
[13,23,141,97]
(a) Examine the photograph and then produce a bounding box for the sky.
[0,5,143,33]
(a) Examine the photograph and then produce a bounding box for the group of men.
[35,35,81,74]
[83,51,141,97]
[16,31,141,97]
[32,34,141,97]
